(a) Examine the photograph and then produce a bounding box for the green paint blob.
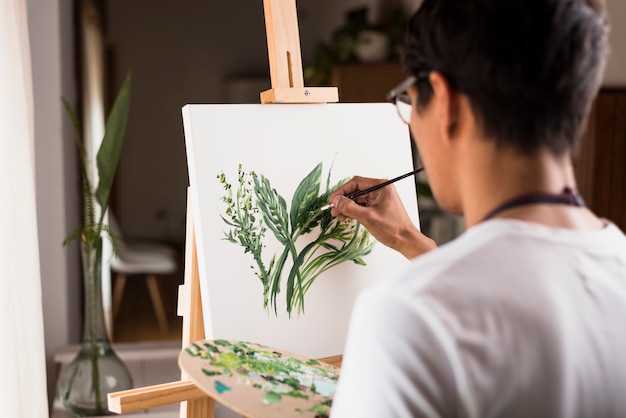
[308,404,329,416]
[214,381,231,394]
[202,369,222,377]
[263,391,282,404]
[204,343,219,352]
[287,391,309,400]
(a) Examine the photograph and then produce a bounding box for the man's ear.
[429,71,459,139]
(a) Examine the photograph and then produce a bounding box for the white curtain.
[0,0,49,416]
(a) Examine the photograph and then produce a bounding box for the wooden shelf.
[332,63,405,103]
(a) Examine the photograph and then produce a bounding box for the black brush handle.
[346,167,425,200]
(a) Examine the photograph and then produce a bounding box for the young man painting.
[329,0,626,416]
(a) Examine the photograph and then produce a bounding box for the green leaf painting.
[218,162,376,316]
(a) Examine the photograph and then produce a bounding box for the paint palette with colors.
[179,339,340,417]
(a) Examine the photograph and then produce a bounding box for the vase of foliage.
[58,73,133,416]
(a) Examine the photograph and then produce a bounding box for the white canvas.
[182,103,420,359]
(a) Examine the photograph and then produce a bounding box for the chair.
[109,213,178,334]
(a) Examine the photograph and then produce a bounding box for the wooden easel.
[259,0,337,104]
[107,0,339,416]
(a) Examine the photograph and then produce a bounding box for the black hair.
[402,0,609,155]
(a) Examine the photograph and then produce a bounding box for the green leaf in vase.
[95,72,132,212]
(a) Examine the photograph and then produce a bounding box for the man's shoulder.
[378,221,512,293]
[376,219,626,299]
[344,221,626,418]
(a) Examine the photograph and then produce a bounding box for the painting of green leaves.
[218,161,376,316]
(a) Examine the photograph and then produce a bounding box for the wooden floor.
[112,270,184,343]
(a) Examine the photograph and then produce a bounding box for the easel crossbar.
[108,381,205,414]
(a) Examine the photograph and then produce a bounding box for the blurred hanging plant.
[218,162,376,317]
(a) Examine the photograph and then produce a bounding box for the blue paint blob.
[214,381,232,394]
[313,380,336,397]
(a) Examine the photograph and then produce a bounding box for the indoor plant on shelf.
[58,72,133,416]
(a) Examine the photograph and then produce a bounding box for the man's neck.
[458,144,602,230]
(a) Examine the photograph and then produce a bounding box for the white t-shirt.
[331,219,626,418]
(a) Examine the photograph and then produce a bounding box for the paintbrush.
[319,167,425,211]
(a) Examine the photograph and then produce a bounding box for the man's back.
[331,220,626,417]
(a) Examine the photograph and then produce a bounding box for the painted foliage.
[218,162,375,316]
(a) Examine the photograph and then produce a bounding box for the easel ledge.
[261,87,338,104]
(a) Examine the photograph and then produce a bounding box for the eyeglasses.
[387,72,430,124]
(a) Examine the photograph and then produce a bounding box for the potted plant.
[304,6,408,86]
[58,72,133,416]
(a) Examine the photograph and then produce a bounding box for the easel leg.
[180,398,215,418]
[179,190,215,418]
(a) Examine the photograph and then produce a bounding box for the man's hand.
[329,176,437,259]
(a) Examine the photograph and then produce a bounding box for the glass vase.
[58,238,133,416]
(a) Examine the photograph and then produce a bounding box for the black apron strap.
[481,187,585,223]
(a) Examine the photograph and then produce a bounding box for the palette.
[179,339,341,418]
